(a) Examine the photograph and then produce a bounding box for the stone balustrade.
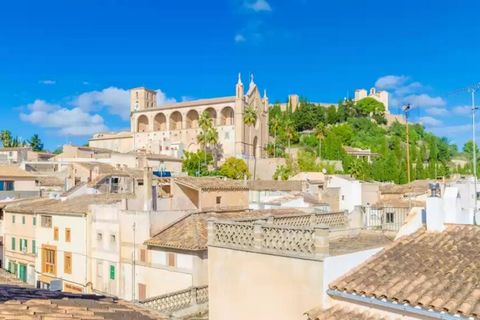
[236,211,348,229]
[208,219,329,259]
[139,285,208,315]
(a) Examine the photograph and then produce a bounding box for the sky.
[1,0,480,150]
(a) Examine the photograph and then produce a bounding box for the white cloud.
[375,75,409,90]
[234,34,246,43]
[374,75,445,110]
[417,116,442,126]
[453,105,471,116]
[426,107,447,116]
[20,86,176,137]
[404,94,446,108]
[39,80,56,85]
[20,100,107,136]
[73,87,175,120]
[244,0,272,12]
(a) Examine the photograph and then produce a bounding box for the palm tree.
[244,106,258,173]
[199,110,212,131]
[314,122,327,161]
[270,115,281,157]
[206,127,219,168]
[197,111,215,168]
[284,118,295,155]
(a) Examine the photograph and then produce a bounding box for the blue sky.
[1,0,480,150]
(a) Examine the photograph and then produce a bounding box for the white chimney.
[143,166,153,211]
[426,183,445,232]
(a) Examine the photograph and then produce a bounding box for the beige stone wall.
[361,183,380,207]
[200,190,249,211]
[11,179,37,191]
[89,136,134,153]
[208,246,324,320]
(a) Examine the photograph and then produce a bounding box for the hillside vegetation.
[269,97,470,183]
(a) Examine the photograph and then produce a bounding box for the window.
[11,237,15,250]
[12,215,15,224]
[0,181,14,191]
[41,215,52,228]
[97,233,103,241]
[22,216,25,224]
[167,252,176,268]
[53,227,59,241]
[42,247,56,275]
[33,217,36,226]
[216,196,222,205]
[65,228,71,242]
[64,252,72,274]
[19,239,27,252]
[109,265,115,280]
[32,240,36,254]
[386,212,395,224]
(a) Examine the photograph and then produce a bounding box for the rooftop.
[330,224,480,318]
[0,269,162,319]
[131,96,236,113]
[307,303,388,320]
[329,230,393,256]
[379,179,431,195]
[5,194,129,215]
[174,176,248,191]
[0,165,35,178]
[145,208,304,251]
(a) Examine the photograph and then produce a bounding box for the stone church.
[89,75,269,160]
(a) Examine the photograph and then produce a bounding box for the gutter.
[327,289,468,320]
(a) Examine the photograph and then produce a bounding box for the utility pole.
[470,87,478,225]
[403,104,412,183]
[132,222,136,301]
[449,82,480,225]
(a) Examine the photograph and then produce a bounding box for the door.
[18,264,27,282]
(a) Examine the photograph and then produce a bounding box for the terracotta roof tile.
[175,177,248,191]
[330,224,480,318]
[145,208,304,251]
[307,304,395,320]
[0,165,34,178]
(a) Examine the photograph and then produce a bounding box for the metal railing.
[362,206,410,232]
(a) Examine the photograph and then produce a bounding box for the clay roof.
[131,96,236,113]
[247,180,303,191]
[35,175,64,187]
[5,194,129,215]
[0,147,31,152]
[0,270,162,319]
[174,177,248,191]
[90,131,134,140]
[380,180,431,195]
[371,199,425,208]
[330,224,480,318]
[0,165,35,178]
[329,231,393,256]
[145,208,304,251]
[307,304,394,320]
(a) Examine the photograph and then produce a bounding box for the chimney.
[425,182,445,232]
[143,166,153,211]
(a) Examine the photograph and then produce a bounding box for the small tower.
[130,87,158,113]
[236,73,244,98]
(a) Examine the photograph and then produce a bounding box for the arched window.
[153,113,167,131]
[186,110,199,129]
[169,111,183,130]
[137,115,149,132]
[220,107,234,126]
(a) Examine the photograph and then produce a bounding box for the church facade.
[89,75,269,159]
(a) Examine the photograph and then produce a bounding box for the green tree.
[270,114,281,157]
[314,122,327,160]
[182,151,213,176]
[283,118,295,155]
[28,134,44,151]
[0,130,21,148]
[219,157,250,179]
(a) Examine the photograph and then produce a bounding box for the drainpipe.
[327,289,466,320]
